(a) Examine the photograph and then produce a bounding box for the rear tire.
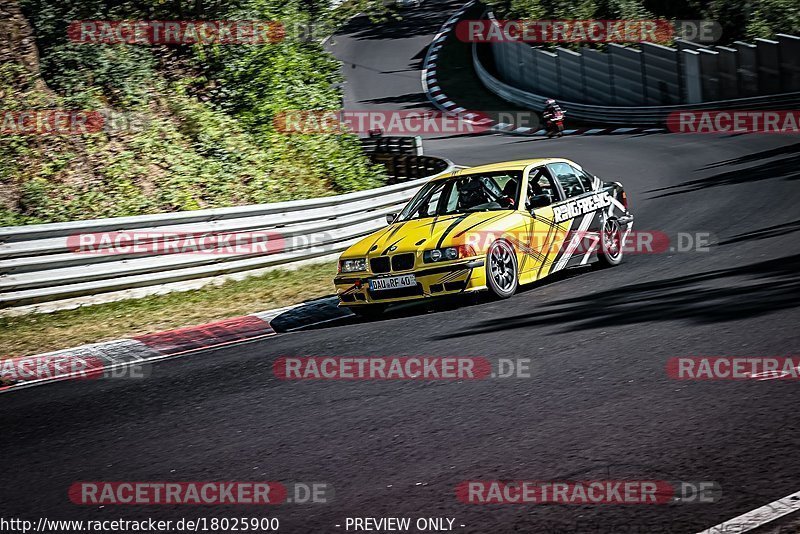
[597,217,624,267]
[350,304,387,319]
[486,240,518,299]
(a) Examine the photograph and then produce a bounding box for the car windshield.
[397,171,522,221]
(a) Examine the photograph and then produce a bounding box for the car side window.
[493,174,520,208]
[526,166,559,209]
[548,162,585,199]
[571,164,595,192]
[412,181,447,217]
[442,183,459,213]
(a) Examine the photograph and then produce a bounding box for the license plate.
[369,275,416,291]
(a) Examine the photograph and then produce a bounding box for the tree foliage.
[2,0,388,225]
[484,0,799,41]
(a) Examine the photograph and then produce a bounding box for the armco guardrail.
[473,42,800,125]
[0,159,454,311]
[472,11,800,125]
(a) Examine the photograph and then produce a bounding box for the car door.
[546,162,608,271]
[515,165,565,282]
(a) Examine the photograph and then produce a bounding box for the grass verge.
[0,262,338,358]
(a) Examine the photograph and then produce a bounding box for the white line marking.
[0,302,317,394]
[696,490,800,534]
[0,337,286,394]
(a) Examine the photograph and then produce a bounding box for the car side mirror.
[528,193,553,211]
[386,212,398,224]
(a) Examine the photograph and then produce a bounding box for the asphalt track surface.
[2,3,800,533]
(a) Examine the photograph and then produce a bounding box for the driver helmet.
[458,179,486,208]
[545,99,556,106]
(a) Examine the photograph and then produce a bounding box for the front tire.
[486,240,518,299]
[597,218,624,267]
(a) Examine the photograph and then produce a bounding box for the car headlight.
[339,258,367,273]
[423,245,476,263]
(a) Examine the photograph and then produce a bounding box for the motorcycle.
[545,109,566,138]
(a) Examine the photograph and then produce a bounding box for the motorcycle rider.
[543,98,565,137]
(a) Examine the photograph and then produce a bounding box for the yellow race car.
[334,158,633,317]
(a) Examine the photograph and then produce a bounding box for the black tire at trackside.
[597,217,624,267]
[486,240,518,299]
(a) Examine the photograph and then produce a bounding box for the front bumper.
[333,259,486,306]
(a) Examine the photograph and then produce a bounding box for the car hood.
[344,211,516,258]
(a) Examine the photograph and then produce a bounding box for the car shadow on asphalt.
[644,143,800,199]
[269,266,592,333]
[700,142,800,170]
[717,218,800,246]
[432,253,800,340]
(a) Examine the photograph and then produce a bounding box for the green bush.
[485,0,799,42]
[1,0,387,225]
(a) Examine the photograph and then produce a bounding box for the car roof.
[432,158,574,180]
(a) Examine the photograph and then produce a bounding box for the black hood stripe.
[368,225,396,251]
[385,222,405,241]
[381,237,404,256]
[452,212,512,239]
[435,214,470,249]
